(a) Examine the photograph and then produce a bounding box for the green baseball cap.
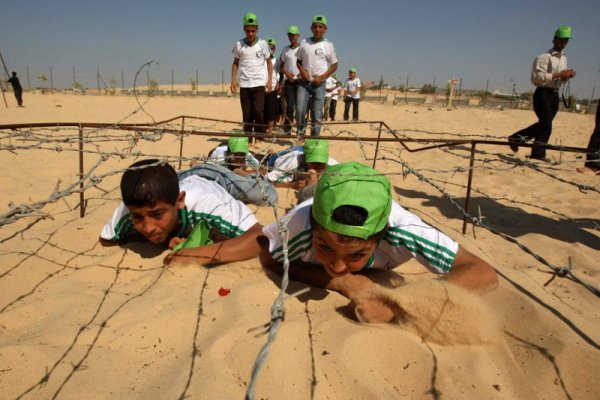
[267,37,276,46]
[312,14,327,27]
[243,12,258,26]
[287,25,300,35]
[228,136,249,154]
[312,162,392,240]
[304,139,329,164]
[349,67,357,73]
[554,25,572,39]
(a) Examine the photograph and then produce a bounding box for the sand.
[0,89,599,399]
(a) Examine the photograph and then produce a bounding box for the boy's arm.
[164,223,263,266]
[266,57,273,92]
[443,246,498,293]
[231,58,239,93]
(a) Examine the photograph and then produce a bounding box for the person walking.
[3,71,24,107]
[296,14,338,137]
[343,67,361,121]
[279,25,301,135]
[576,102,600,175]
[507,26,576,161]
[230,12,273,137]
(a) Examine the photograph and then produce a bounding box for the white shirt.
[232,38,271,88]
[208,144,261,168]
[100,175,258,241]
[296,38,338,81]
[531,49,568,90]
[266,148,338,183]
[344,77,361,99]
[270,56,281,89]
[262,199,459,273]
[279,44,300,82]
[325,76,338,98]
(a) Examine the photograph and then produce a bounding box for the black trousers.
[510,87,559,158]
[14,89,23,106]
[584,103,600,168]
[343,97,360,121]
[329,98,337,121]
[240,86,266,134]
[283,81,298,134]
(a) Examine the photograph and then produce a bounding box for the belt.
[536,86,559,93]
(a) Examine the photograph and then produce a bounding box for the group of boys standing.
[231,12,363,139]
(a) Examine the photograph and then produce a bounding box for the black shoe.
[508,138,521,152]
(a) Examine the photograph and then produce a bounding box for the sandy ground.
[0,90,599,400]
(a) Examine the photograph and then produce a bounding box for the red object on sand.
[218,287,231,296]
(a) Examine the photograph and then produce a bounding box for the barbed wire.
[1,117,598,399]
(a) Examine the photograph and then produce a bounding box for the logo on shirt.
[314,48,324,57]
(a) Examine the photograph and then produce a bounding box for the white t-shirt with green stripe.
[262,199,458,274]
[100,175,258,242]
[266,149,339,183]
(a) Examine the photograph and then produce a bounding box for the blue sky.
[1,0,599,99]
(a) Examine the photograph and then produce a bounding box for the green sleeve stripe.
[274,240,312,263]
[386,227,457,258]
[271,228,312,260]
[187,211,246,237]
[112,216,134,240]
[385,229,456,272]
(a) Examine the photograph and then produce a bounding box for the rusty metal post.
[178,116,185,170]
[462,142,477,234]
[79,124,86,218]
[372,122,383,169]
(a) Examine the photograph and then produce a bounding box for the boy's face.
[227,152,246,168]
[287,32,299,44]
[553,36,569,52]
[244,25,258,42]
[312,224,378,277]
[311,23,327,40]
[127,192,185,244]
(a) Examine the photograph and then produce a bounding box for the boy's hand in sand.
[353,296,404,323]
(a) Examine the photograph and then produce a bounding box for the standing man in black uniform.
[508,26,575,161]
[3,71,24,107]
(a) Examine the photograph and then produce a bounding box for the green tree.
[420,83,437,94]
[37,75,48,91]
[149,79,159,95]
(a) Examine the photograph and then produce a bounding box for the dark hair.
[11,71,17,76]
[120,159,179,207]
[332,205,367,226]
[310,205,387,242]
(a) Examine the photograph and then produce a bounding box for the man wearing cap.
[296,14,339,137]
[508,26,576,161]
[265,138,338,189]
[231,12,273,137]
[264,37,282,137]
[180,136,278,206]
[279,25,301,135]
[323,73,340,121]
[259,161,498,322]
[343,67,361,121]
[206,134,261,168]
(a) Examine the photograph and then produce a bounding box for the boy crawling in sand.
[99,159,263,265]
[259,161,498,322]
